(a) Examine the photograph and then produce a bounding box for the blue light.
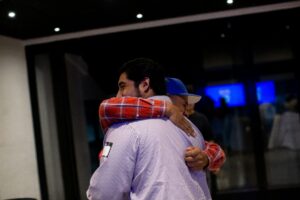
[256,81,275,104]
[205,83,246,107]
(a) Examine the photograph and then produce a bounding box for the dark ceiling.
[2,0,299,95]
[0,0,299,39]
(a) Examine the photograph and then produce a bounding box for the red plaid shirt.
[99,97,167,132]
[99,97,225,172]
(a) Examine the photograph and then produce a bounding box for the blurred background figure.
[259,102,276,149]
[268,94,300,150]
[210,97,233,153]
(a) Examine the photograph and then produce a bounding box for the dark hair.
[118,58,166,95]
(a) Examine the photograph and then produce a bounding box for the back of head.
[119,58,166,95]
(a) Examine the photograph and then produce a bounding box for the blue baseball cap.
[166,77,201,104]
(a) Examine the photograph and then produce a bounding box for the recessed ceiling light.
[8,11,16,18]
[136,13,143,19]
[227,0,234,5]
[54,27,60,32]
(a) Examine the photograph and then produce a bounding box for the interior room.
[1,0,300,199]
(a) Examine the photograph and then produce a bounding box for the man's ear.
[139,77,150,94]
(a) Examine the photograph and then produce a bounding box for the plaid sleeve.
[99,97,167,133]
[203,141,226,172]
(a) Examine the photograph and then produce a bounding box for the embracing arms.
[98,97,225,172]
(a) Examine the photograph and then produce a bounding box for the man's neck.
[141,89,155,98]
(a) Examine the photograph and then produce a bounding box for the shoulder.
[107,118,169,136]
[128,118,170,134]
[106,122,139,143]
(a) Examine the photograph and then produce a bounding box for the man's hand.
[185,146,209,171]
[165,102,195,137]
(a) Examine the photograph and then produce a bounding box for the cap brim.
[187,95,202,104]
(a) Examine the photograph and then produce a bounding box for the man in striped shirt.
[87,58,223,200]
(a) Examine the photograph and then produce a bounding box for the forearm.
[99,97,167,132]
